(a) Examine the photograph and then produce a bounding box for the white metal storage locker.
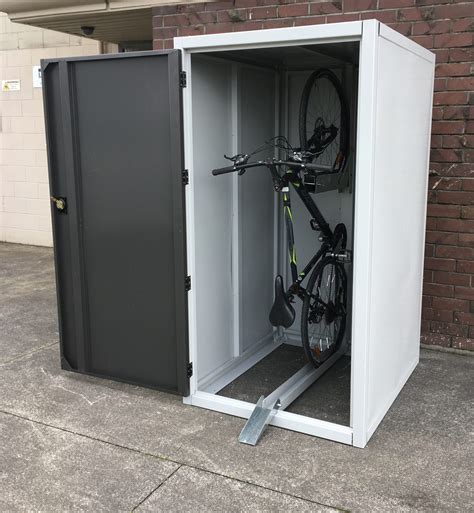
[176,20,435,448]
[43,19,434,450]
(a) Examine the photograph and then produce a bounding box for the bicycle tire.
[299,68,350,173]
[301,255,347,368]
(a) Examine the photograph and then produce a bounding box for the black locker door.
[42,51,189,395]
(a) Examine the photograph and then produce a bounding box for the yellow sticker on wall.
[2,79,21,91]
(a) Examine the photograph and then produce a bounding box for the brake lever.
[224,153,250,175]
[235,154,249,166]
[224,153,249,164]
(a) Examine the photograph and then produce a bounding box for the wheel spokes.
[307,263,343,358]
[304,73,343,170]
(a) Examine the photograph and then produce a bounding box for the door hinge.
[185,275,191,291]
[182,169,189,185]
[179,71,187,88]
[187,362,193,378]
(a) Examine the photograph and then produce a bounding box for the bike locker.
[42,21,435,448]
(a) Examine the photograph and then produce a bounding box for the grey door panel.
[42,51,189,394]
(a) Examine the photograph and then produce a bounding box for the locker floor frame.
[184,346,353,445]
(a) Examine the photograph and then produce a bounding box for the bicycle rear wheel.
[301,256,347,368]
[299,69,349,173]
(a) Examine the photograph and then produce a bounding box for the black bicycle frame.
[275,165,334,296]
[213,158,337,298]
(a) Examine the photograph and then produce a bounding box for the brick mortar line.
[0,409,347,512]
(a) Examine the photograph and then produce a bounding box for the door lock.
[50,196,67,213]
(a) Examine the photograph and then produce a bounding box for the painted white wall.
[0,12,101,246]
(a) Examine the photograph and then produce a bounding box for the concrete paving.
[1,241,473,512]
[1,413,179,512]
[0,243,57,363]
[135,466,336,512]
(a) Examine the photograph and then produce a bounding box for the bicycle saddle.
[269,275,295,329]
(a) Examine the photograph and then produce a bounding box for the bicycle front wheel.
[299,68,349,173]
[301,256,347,368]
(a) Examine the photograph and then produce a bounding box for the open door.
[42,51,189,395]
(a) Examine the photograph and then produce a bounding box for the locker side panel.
[239,66,276,353]
[191,56,235,383]
[365,33,435,441]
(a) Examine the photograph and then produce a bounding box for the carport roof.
[0,0,202,43]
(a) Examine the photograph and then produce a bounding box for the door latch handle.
[50,196,67,213]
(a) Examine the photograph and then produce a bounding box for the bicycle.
[211,69,350,369]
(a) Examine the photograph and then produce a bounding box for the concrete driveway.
[0,242,472,512]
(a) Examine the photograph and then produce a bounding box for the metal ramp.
[238,350,344,445]
[239,396,281,445]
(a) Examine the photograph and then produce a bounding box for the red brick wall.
[152,0,474,351]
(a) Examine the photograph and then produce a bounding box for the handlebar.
[212,165,238,176]
[212,161,266,176]
[212,159,336,176]
[302,162,334,173]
